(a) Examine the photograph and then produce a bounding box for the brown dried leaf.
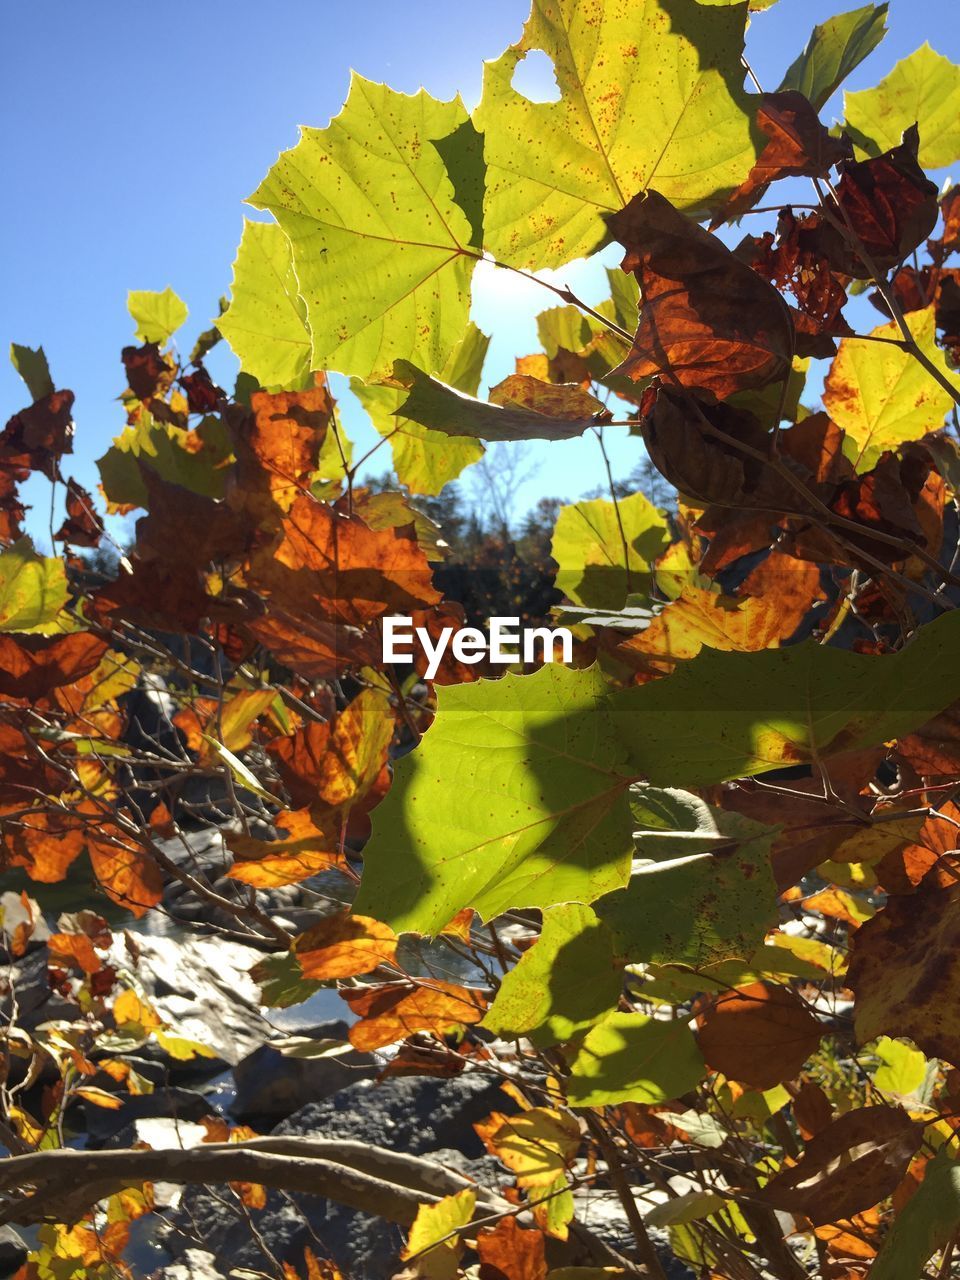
[608,190,794,400]
[696,982,822,1089]
[758,1106,922,1226]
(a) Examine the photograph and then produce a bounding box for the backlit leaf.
[550,492,670,610]
[779,3,889,111]
[473,0,759,269]
[823,306,954,471]
[0,537,68,633]
[251,76,478,380]
[475,1107,579,1188]
[845,43,960,169]
[294,911,398,980]
[402,1188,476,1280]
[351,324,489,495]
[595,787,779,966]
[481,903,622,1047]
[219,220,312,390]
[127,287,188,345]
[355,664,637,934]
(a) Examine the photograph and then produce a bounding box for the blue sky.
[2,0,958,546]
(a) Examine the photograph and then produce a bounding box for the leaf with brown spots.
[848,866,960,1066]
[757,1106,922,1226]
[344,981,486,1051]
[607,191,795,400]
[696,982,822,1089]
[294,911,398,980]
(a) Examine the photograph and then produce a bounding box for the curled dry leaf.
[55,478,103,548]
[696,982,822,1089]
[719,90,852,223]
[607,190,795,400]
[758,1105,922,1226]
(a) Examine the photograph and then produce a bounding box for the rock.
[231,1020,376,1121]
[107,928,277,1068]
[84,1086,213,1147]
[0,1226,27,1275]
[161,1073,516,1278]
[155,1249,226,1280]
[274,1072,513,1157]
[0,947,79,1033]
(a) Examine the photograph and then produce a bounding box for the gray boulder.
[231,1021,376,1121]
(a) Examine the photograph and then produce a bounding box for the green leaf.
[385,359,604,442]
[473,0,759,269]
[0,538,68,634]
[823,306,955,471]
[645,1190,726,1228]
[481,903,622,1047]
[550,492,670,610]
[351,324,489,495]
[870,1036,927,1095]
[567,1011,706,1107]
[251,951,323,1008]
[251,75,478,381]
[845,43,960,169]
[219,220,312,390]
[613,610,960,786]
[870,1149,960,1280]
[359,612,960,935]
[127,287,188,345]
[778,4,889,111]
[354,664,636,934]
[97,414,233,512]
[595,787,779,966]
[201,733,276,802]
[10,343,54,401]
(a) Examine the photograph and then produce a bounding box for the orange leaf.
[48,932,102,976]
[268,689,394,811]
[696,982,822,1089]
[344,981,486,1052]
[227,808,344,888]
[477,1216,547,1280]
[87,828,164,917]
[294,911,398,980]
